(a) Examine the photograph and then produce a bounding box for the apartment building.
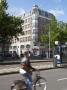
[9,5,53,57]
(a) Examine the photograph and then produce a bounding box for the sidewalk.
[0,61,54,75]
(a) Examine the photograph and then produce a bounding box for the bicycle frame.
[32,70,47,90]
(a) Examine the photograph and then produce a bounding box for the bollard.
[53,56,57,68]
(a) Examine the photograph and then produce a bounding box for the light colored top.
[21,56,30,66]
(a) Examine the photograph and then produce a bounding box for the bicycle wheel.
[33,77,47,90]
[11,80,28,90]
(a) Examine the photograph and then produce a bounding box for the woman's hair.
[20,52,28,58]
[21,53,24,57]
[24,51,28,56]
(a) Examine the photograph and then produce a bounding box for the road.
[0,68,67,90]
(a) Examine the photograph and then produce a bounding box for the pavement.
[0,58,67,75]
[0,60,54,75]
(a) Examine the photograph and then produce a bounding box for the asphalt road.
[0,68,67,90]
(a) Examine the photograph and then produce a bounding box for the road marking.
[33,82,47,90]
[57,78,67,81]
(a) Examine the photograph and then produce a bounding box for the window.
[28,18,31,23]
[25,25,27,29]
[27,30,31,34]
[20,45,24,49]
[25,31,27,35]
[22,26,24,29]
[26,44,30,49]
[45,12,48,17]
[9,46,12,49]
[23,37,24,42]
[27,24,31,28]
[13,46,17,50]
[28,36,32,41]
[15,39,17,43]
[20,38,23,42]
[25,19,27,23]
[33,29,38,34]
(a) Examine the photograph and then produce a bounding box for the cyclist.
[19,49,35,90]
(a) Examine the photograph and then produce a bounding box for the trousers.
[19,68,32,90]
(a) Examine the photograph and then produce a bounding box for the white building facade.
[9,5,53,57]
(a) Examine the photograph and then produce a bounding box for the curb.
[0,67,54,76]
[0,60,53,65]
[0,66,65,76]
[0,61,54,75]
[0,66,55,76]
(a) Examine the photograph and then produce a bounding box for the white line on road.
[57,78,67,81]
[33,82,47,90]
[33,82,46,86]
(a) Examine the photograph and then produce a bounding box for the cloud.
[49,9,64,17]
[58,0,62,3]
[53,0,62,3]
[7,6,25,16]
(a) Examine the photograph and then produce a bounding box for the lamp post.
[54,41,62,67]
[54,41,60,67]
[48,25,50,58]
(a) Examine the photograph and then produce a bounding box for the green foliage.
[40,15,67,48]
[40,16,57,47]
[56,21,67,43]
[0,15,23,41]
[0,0,8,14]
[0,0,24,52]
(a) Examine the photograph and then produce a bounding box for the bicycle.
[11,69,47,90]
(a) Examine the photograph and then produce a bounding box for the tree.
[40,16,58,48]
[57,21,67,43]
[0,0,24,53]
[49,16,59,46]
[40,15,67,48]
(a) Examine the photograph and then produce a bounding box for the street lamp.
[53,41,60,67]
[55,41,59,45]
[48,25,50,58]
[54,41,62,65]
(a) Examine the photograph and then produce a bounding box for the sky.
[7,0,67,22]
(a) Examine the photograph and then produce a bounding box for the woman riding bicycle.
[19,49,35,90]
